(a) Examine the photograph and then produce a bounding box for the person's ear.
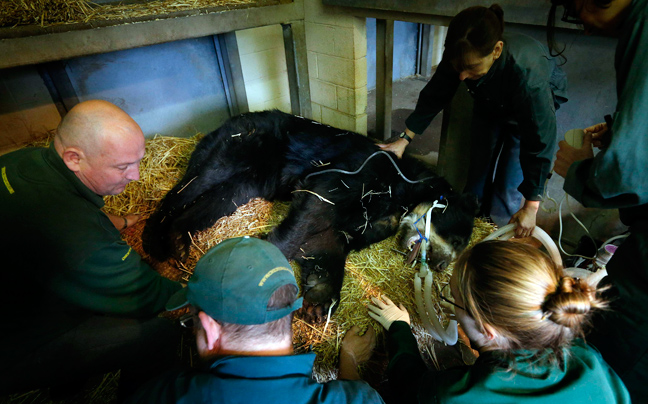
[482,323,499,342]
[199,311,222,351]
[492,40,504,60]
[61,147,84,173]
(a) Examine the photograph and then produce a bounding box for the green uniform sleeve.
[47,209,182,317]
[386,321,428,404]
[51,237,182,317]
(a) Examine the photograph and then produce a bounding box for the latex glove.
[554,132,594,178]
[377,139,408,159]
[584,122,609,149]
[508,200,539,238]
[368,295,410,330]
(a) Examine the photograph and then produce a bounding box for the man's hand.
[508,200,539,238]
[338,325,376,380]
[106,213,142,232]
[554,132,595,178]
[377,138,408,158]
[584,122,609,149]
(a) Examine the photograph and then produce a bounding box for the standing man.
[0,100,182,398]
[549,0,648,401]
[127,236,384,404]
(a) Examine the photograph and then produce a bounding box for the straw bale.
[1,0,256,28]
[23,133,497,381]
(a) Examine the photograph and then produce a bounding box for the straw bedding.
[1,0,258,28]
[27,133,496,382]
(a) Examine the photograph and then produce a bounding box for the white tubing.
[482,224,563,267]
[531,227,563,267]
[414,274,442,341]
[482,223,517,241]
[412,201,458,345]
[564,266,608,288]
[423,271,458,345]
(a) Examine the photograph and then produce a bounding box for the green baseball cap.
[166,236,303,325]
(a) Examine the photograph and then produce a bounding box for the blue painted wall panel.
[366,18,420,90]
[64,37,231,138]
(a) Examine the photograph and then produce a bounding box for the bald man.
[0,100,182,399]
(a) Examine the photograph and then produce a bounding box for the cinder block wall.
[236,25,292,113]
[305,0,367,134]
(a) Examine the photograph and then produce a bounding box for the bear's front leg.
[297,248,346,324]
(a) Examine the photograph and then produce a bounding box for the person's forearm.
[404,127,417,141]
[338,349,361,380]
[522,199,540,212]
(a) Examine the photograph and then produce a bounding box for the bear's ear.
[458,193,480,216]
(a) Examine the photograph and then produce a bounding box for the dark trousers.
[463,114,523,227]
[0,314,180,400]
[587,220,648,403]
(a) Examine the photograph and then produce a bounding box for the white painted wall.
[236,25,292,113]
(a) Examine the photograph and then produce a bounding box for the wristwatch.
[399,132,413,143]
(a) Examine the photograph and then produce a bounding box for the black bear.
[143,110,477,321]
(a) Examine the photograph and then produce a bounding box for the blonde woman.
[352,241,629,403]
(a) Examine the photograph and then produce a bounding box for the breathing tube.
[413,200,459,345]
[483,223,609,288]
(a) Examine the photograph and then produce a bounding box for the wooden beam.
[0,2,301,69]
[417,24,433,77]
[215,33,249,116]
[375,19,393,141]
[282,22,312,119]
[37,61,79,117]
[321,0,580,28]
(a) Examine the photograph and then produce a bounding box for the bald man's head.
[54,100,146,195]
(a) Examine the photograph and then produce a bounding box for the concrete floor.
[367,75,442,166]
[366,75,627,256]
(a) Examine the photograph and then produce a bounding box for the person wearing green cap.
[126,236,385,404]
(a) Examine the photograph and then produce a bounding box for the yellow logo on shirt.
[2,167,14,194]
[122,247,132,261]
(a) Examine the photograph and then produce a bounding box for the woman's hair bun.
[488,4,504,23]
[542,276,599,329]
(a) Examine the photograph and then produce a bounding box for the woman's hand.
[508,200,539,238]
[368,295,410,330]
[377,138,408,158]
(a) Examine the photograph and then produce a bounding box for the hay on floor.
[24,133,497,381]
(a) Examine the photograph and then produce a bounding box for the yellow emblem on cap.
[258,266,293,287]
